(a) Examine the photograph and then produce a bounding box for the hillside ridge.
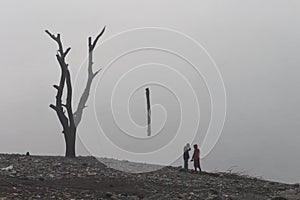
[0,154,299,199]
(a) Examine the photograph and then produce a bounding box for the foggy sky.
[0,0,300,183]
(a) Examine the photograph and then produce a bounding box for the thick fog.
[0,0,299,183]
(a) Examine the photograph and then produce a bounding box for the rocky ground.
[0,154,299,200]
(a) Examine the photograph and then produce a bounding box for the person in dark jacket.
[191,144,201,172]
[183,143,191,170]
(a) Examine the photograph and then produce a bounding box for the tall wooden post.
[145,88,151,136]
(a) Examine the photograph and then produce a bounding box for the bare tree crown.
[46,26,106,157]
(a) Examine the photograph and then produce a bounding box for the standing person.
[183,143,191,170]
[191,144,202,172]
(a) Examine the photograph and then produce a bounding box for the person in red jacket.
[191,144,202,172]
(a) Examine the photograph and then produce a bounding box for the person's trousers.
[184,159,188,170]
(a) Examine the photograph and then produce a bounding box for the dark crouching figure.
[183,143,191,170]
[191,144,202,172]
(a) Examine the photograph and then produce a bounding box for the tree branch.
[64,47,71,57]
[74,26,106,127]
[53,85,59,90]
[46,29,71,131]
[49,104,57,111]
[90,26,106,51]
[45,30,58,42]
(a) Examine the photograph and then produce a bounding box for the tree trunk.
[64,128,76,158]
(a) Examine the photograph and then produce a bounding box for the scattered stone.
[105,192,113,198]
[1,165,13,171]
[110,195,119,200]
[82,163,88,167]
[209,189,219,195]
[293,183,299,188]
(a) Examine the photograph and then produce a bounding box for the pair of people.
[183,143,201,172]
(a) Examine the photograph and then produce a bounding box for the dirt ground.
[0,154,299,199]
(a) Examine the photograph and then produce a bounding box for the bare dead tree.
[46,27,106,158]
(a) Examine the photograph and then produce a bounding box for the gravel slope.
[0,154,299,200]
